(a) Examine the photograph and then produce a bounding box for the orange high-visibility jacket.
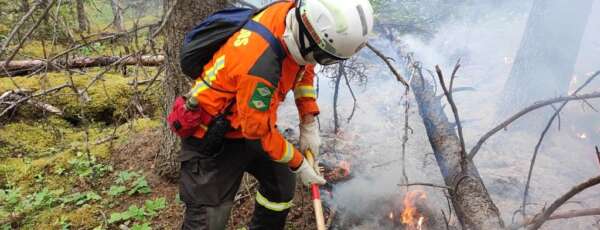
[188,1,318,169]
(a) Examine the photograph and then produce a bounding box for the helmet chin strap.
[283,10,315,66]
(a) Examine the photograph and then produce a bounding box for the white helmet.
[284,0,374,65]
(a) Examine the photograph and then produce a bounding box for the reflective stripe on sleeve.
[294,85,316,99]
[255,191,292,212]
[274,141,294,164]
[191,56,226,97]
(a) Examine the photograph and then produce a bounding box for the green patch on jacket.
[248,82,274,112]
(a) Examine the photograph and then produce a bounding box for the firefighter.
[179,0,374,229]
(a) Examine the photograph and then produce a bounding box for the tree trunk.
[75,0,89,32]
[410,65,505,229]
[155,0,228,179]
[110,0,124,32]
[502,0,593,116]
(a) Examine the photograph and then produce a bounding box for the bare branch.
[521,70,600,218]
[526,176,600,230]
[435,61,466,157]
[511,208,600,229]
[366,42,409,88]
[469,91,600,160]
[0,0,42,58]
[398,183,453,191]
[2,0,57,70]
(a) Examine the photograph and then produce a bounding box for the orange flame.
[401,191,427,230]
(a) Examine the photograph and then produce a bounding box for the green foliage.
[107,185,127,196]
[131,223,152,230]
[108,197,166,226]
[129,176,152,195]
[112,171,151,196]
[68,152,113,179]
[61,191,102,206]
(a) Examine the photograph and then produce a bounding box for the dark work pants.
[179,138,296,230]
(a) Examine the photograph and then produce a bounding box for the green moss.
[0,69,161,123]
[0,158,30,186]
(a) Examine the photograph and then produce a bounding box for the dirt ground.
[112,129,330,229]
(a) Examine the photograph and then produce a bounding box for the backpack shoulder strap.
[243,20,286,61]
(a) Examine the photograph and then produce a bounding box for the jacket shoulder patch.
[249,82,274,112]
[249,46,283,86]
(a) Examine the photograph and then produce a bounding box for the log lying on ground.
[410,64,505,229]
[0,55,164,77]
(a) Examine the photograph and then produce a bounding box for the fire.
[401,191,427,230]
[338,160,351,177]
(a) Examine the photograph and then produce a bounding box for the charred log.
[409,61,505,229]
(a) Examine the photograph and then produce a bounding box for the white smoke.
[275,0,600,229]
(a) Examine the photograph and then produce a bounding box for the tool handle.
[305,150,326,230]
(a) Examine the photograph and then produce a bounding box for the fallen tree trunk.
[409,62,505,229]
[0,55,164,77]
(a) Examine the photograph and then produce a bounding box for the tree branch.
[526,176,600,230]
[469,91,600,160]
[521,70,600,218]
[366,42,409,88]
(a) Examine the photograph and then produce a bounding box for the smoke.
[274,0,600,229]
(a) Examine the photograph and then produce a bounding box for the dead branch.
[596,146,600,168]
[0,55,164,77]
[342,69,358,123]
[521,70,600,218]
[435,62,466,157]
[511,208,600,229]
[333,63,343,134]
[526,176,600,230]
[0,0,42,58]
[151,0,179,39]
[401,86,410,184]
[409,60,504,229]
[398,183,452,191]
[468,91,600,160]
[0,84,71,118]
[2,0,57,72]
[366,42,409,88]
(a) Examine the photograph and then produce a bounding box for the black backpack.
[180,7,285,79]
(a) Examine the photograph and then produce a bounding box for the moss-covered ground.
[0,68,182,229]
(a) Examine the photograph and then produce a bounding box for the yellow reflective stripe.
[275,141,294,164]
[294,85,317,99]
[255,191,292,212]
[191,56,226,97]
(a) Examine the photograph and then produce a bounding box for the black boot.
[248,202,290,230]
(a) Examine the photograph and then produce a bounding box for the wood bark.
[0,55,164,76]
[75,0,89,32]
[410,65,505,229]
[155,0,228,179]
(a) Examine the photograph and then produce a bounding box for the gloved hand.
[299,118,321,157]
[293,160,326,186]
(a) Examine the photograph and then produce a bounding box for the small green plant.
[107,185,127,196]
[116,171,141,184]
[144,197,166,216]
[131,223,151,230]
[112,171,151,196]
[61,191,102,206]
[128,176,151,195]
[68,152,113,179]
[108,197,167,226]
